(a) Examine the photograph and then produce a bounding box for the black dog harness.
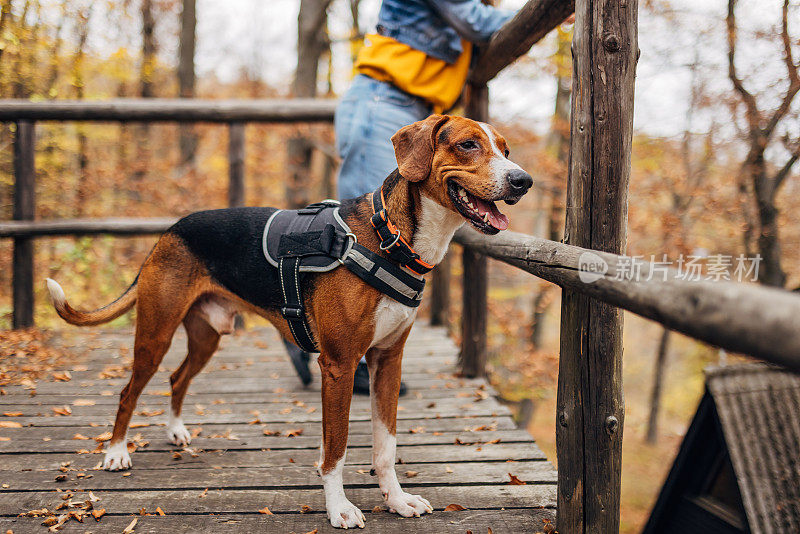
[262,190,428,353]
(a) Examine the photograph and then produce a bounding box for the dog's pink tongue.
[474,197,510,231]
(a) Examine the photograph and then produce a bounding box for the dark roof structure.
[644,363,800,534]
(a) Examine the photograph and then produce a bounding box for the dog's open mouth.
[447,181,509,235]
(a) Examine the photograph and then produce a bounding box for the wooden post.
[430,253,451,327]
[459,83,489,378]
[228,122,245,208]
[13,121,36,329]
[556,0,637,532]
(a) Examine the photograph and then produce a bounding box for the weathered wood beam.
[469,0,575,85]
[0,218,177,238]
[454,227,800,370]
[459,83,490,378]
[228,123,246,207]
[0,99,337,123]
[557,0,637,529]
[12,121,36,329]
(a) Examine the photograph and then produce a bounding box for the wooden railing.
[1,99,337,328]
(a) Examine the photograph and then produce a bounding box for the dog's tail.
[45,277,138,326]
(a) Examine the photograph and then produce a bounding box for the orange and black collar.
[369,186,435,276]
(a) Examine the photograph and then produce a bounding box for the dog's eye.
[457,140,479,151]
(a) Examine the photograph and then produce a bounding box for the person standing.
[287,0,514,393]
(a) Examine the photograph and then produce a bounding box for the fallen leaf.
[258,506,273,515]
[262,428,278,436]
[53,371,71,382]
[301,530,318,534]
[122,516,137,533]
[156,507,165,516]
[190,427,202,438]
[284,428,303,437]
[0,437,9,441]
[129,422,149,428]
[52,406,72,416]
[0,422,22,428]
[122,473,132,477]
[507,473,527,485]
[444,503,467,511]
[445,466,454,473]
[94,432,112,442]
[2,412,22,417]
[172,452,182,460]
[198,488,208,498]
[73,399,95,406]
[409,426,425,434]
[404,471,418,478]
[72,433,89,440]
[300,504,312,513]
[372,505,383,513]
[91,508,105,520]
[87,491,100,502]
[135,409,164,417]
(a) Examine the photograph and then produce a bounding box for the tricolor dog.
[46,115,533,529]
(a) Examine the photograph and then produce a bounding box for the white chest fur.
[370,195,463,349]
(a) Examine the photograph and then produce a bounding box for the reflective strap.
[344,244,424,308]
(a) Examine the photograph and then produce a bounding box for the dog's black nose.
[506,169,533,194]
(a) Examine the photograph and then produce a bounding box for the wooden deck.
[0,324,556,533]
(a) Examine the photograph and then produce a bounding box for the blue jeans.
[335,75,432,200]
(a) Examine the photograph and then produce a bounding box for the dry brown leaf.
[258,506,273,515]
[0,422,22,428]
[129,422,149,428]
[52,406,72,416]
[507,473,526,485]
[91,508,105,520]
[155,507,165,516]
[53,371,71,382]
[73,399,95,406]
[372,505,383,513]
[409,426,425,434]
[444,503,467,511]
[93,432,112,442]
[191,427,203,438]
[262,428,278,436]
[122,516,137,533]
[404,471,418,478]
[300,504,312,513]
[2,412,22,417]
[284,428,303,437]
[301,530,318,534]
[72,433,89,440]
[445,466,454,473]
[135,409,164,417]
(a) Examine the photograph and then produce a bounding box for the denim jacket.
[375,0,514,64]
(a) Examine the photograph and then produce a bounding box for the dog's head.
[391,115,533,235]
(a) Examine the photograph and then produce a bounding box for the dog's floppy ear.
[391,114,450,182]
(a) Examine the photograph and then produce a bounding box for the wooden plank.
[0,416,515,439]
[12,120,36,328]
[228,122,245,207]
[0,443,546,473]
[555,0,637,532]
[459,83,489,378]
[0,98,337,123]
[0,485,556,516]
[0,509,556,534]
[0,460,555,489]
[0,429,535,453]
[470,0,575,84]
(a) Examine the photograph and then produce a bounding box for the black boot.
[283,339,312,386]
[352,361,407,396]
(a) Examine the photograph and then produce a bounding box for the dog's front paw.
[102,442,131,471]
[327,498,366,529]
[386,492,433,518]
[166,419,191,447]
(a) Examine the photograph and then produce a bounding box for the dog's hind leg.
[103,238,199,471]
[366,332,433,518]
[166,308,221,446]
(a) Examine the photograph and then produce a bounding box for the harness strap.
[370,186,435,275]
[344,244,425,308]
[279,256,318,353]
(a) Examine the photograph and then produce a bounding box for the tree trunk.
[287,0,331,208]
[72,6,90,216]
[645,327,670,444]
[178,0,197,167]
[140,0,156,99]
[751,156,786,287]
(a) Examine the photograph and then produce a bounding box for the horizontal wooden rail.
[453,226,800,371]
[0,98,337,123]
[469,0,575,85]
[0,218,178,238]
